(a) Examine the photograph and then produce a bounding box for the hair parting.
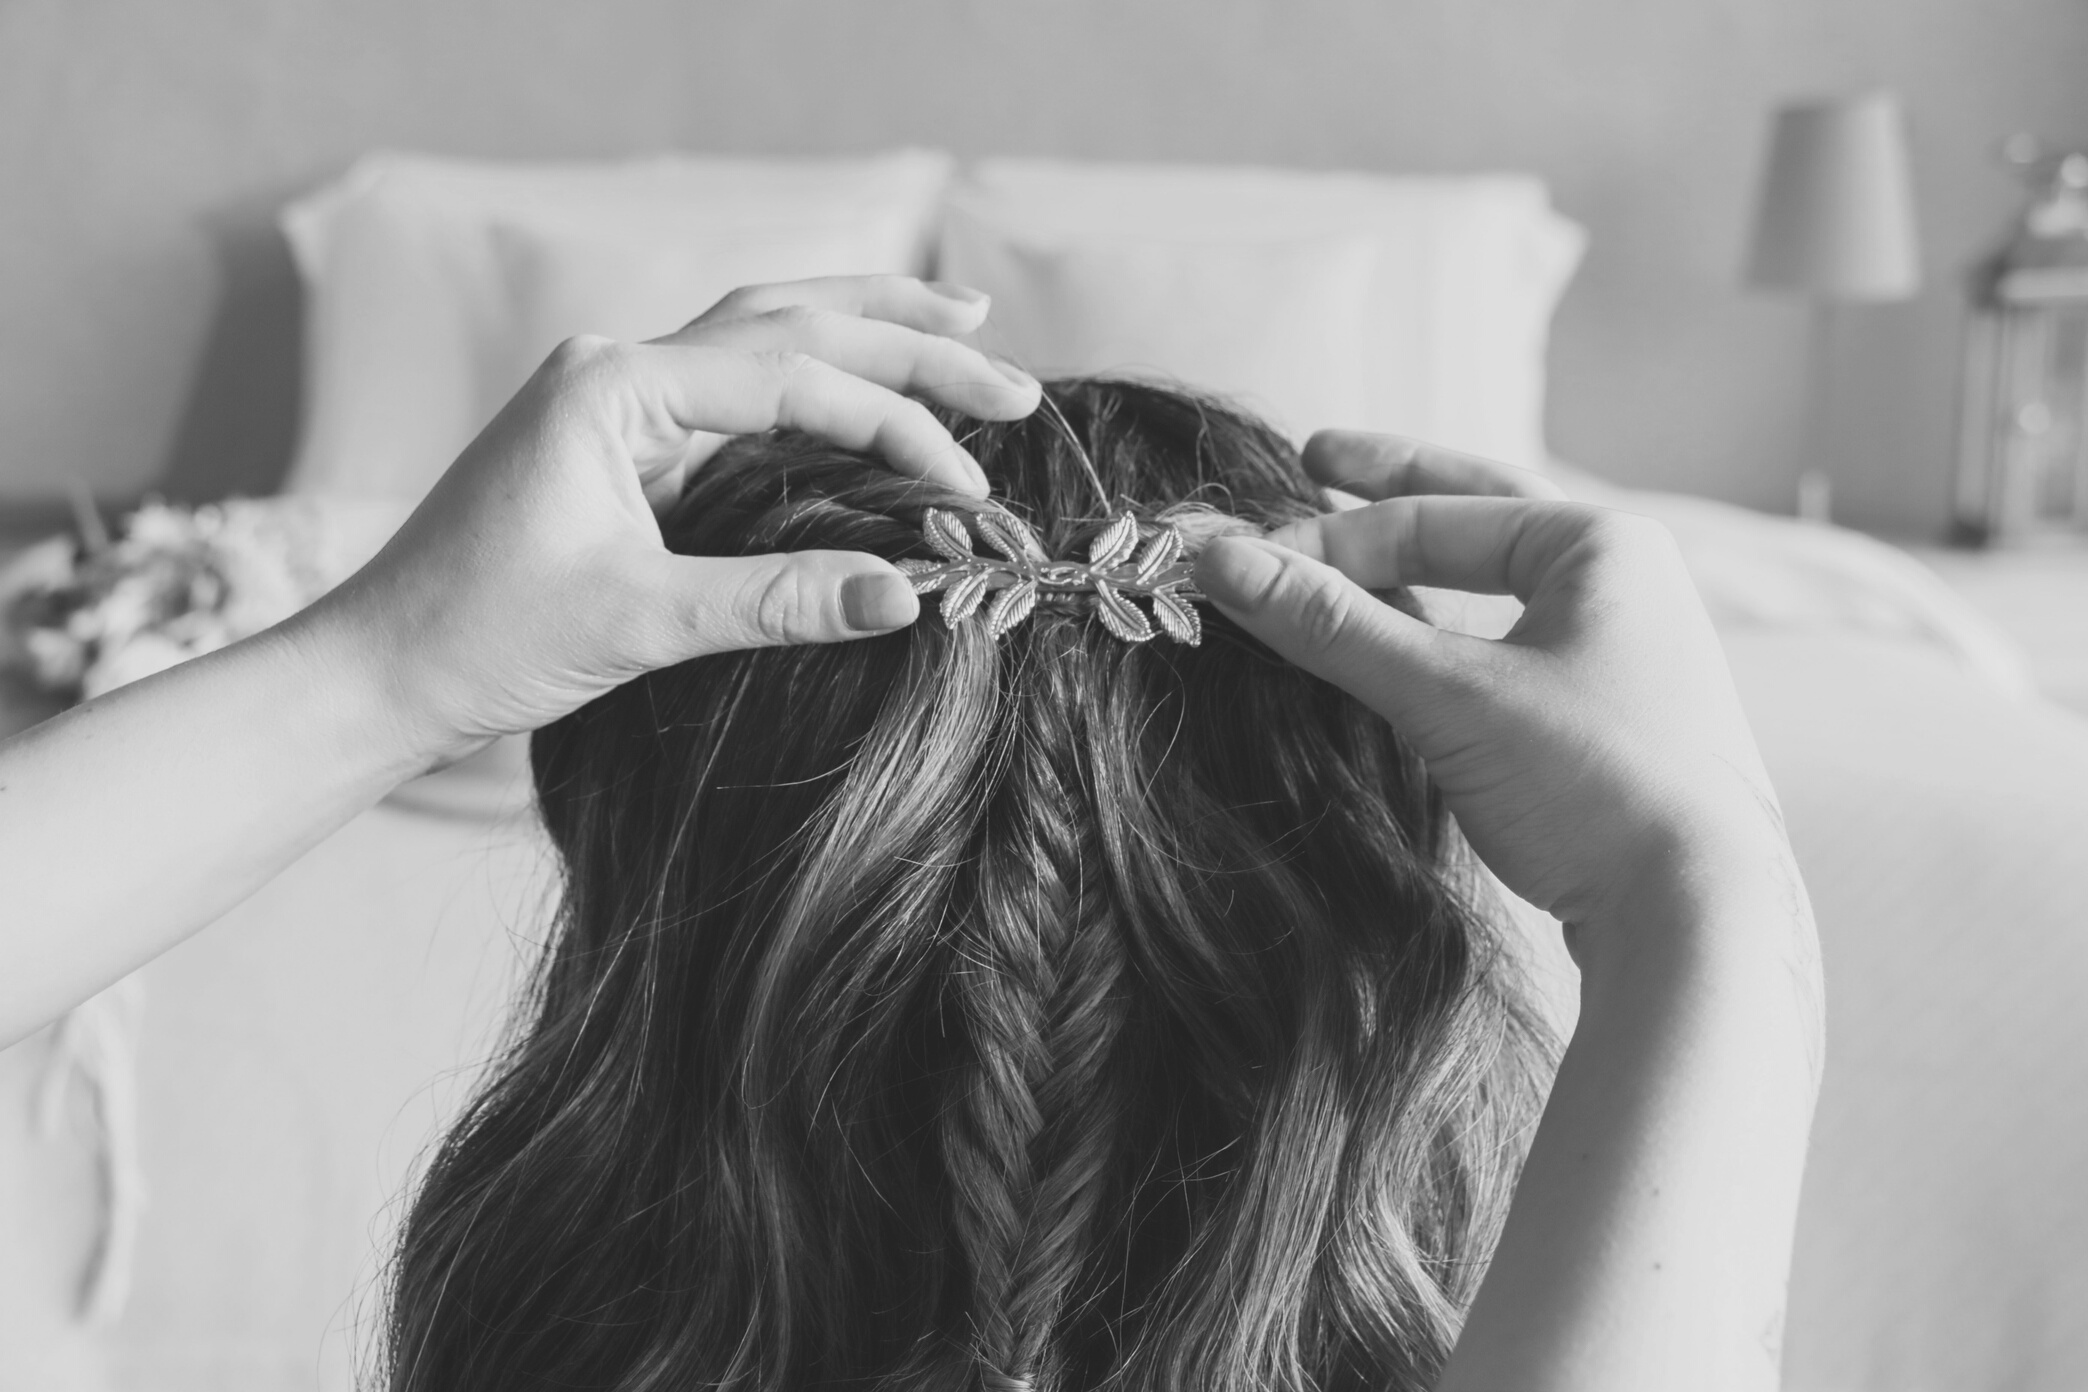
[1032,384,1113,518]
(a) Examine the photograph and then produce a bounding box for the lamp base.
[1797,469,1834,525]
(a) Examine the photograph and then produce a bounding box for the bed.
[4,150,2083,1392]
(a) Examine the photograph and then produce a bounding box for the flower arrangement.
[0,495,401,702]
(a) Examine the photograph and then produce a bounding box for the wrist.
[276,589,467,788]
[1567,812,1817,976]
[1564,815,1824,1081]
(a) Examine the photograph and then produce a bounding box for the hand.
[1194,431,1795,941]
[303,275,1040,766]
[1199,434,1821,1392]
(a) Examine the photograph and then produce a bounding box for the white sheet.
[1731,631,2088,1392]
[1554,462,2037,701]
[0,804,549,1392]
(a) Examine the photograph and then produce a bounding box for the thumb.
[1194,535,1467,725]
[633,549,921,660]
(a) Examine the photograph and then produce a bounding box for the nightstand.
[1907,542,2088,716]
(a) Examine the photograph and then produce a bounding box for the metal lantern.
[1954,140,2088,544]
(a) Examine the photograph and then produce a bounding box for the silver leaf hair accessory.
[895,508,1204,646]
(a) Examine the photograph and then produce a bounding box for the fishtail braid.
[941,672,1134,1391]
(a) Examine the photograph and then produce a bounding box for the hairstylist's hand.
[1194,431,1795,942]
[309,275,1040,765]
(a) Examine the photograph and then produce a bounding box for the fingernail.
[927,281,990,306]
[960,454,993,496]
[988,356,1039,390]
[1260,518,1331,563]
[842,572,919,632]
[1196,536,1285,609]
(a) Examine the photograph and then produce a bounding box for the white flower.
[0,535,79,607]
[91,572,166,648]
[120,501,205,553]
[2,495,405,702]
[24,627,87,689]
[211,541,307,639]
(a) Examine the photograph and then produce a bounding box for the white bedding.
[1733,630,2088,1392]
[1554,462,2037,701]
[0,805,550,1391]
[6,483,2084,1391]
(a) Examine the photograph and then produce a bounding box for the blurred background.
[2,0,2084,533]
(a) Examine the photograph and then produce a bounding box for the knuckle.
[1574,508,1688,592]
[1593,508,1682,563]
[710,282,776,318]
[542,332,618,377]
[1515,465,1573,501]
[749,563,825,646]
[534,334,629,402]
[1287,572,1356,654]
[1586,505,1665,547]
[762,304,826,333]
[754,348,816,383]
[1362,496,1423,556]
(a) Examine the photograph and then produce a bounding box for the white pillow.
[938,159,1585,467]
[487,211,929,433]
[941,220,1378,441]
[279,149,953,501]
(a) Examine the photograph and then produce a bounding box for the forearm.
[0,607,429,1046]
[1439,849,1823,1392]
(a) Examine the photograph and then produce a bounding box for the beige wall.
[2,0,2083,535]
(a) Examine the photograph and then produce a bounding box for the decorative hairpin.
[895,508,1203,646]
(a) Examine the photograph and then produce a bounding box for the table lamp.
[1745,91,1922,522]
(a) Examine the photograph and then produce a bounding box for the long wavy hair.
[382,379,1551,1392]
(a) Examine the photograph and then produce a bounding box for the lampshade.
[1746,92,1922,301]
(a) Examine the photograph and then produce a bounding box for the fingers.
[632,549,921,658]
[1301,430,1567,502]
[658,303,1040,421]
[1262,494,1624,600]
[1193,535,1478,726]
[603,341,993,495]
[681,274,996,340]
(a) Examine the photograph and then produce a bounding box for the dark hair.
[382,380,1550,1392]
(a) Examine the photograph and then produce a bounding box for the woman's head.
[386,379,1548,1392]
